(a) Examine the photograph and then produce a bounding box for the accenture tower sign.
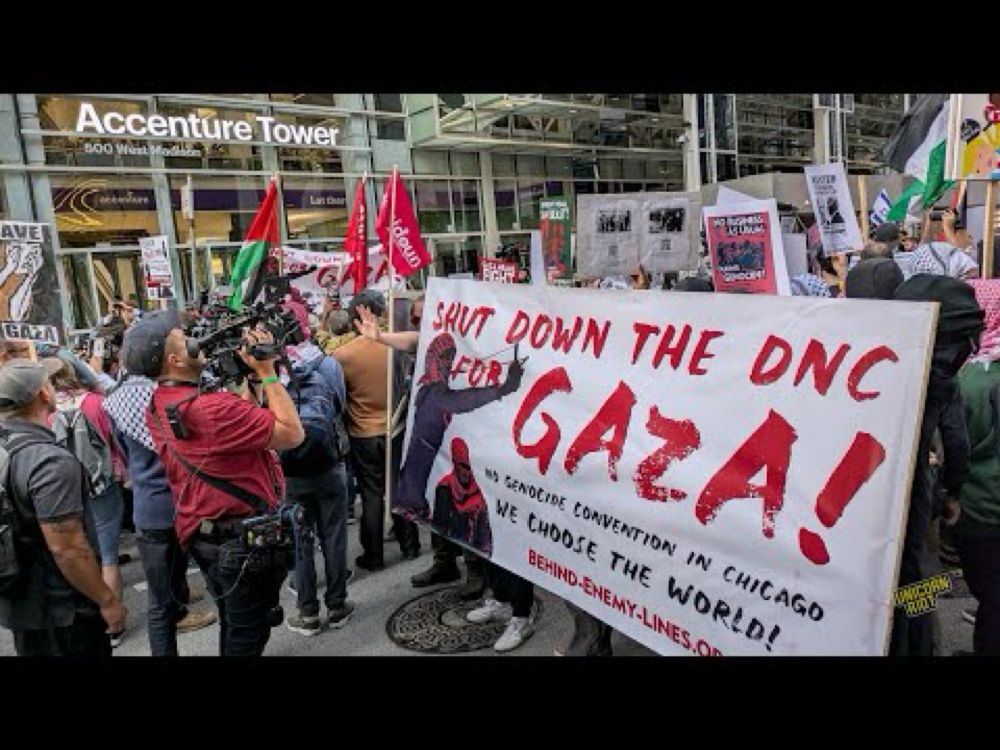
[74,102,340,147]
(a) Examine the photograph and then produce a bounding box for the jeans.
[13,612,111,657]
[188,534,286,657]
[88,483,124,566]
[957,530,1000,655]
[287,463,349,617]
[349,435,419,562]
[889,471,935,657]
[136,526,191,657]
[484,561,533,618]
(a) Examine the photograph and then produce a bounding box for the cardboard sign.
[0,221,64,345]
[481,258,518,284]
[393,279,935,655]
[139,235,176,300]
[703,200,791,295]
[803,163,864,255]
[540,198,572,280]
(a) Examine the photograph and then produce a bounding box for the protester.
[954,280,1000,654]
[0,359,127,656]
[103,366,216,657]
[280,332,355,636]
[859,242,892,261]
[845,258,905,300]
[47,360,127,646]
[135,310,305,656]
[332,289,420,571]
[890,275,984,656]
[872,223,902,255]
[672,277,714,292]
[466,561,536,652]
[789,273,832,297]
[911,211,979,279]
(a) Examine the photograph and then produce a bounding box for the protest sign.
[0,221,64,345]
[529,230,546,287]
[804,163,864,255]
[540,198,572,280]
[393,279,935,655]
[945,94,1000,180]
[716,186,756,206]
[139,235,176,301]
[870,189,892,227]
[281,245,386,312]
[481,258,518,284]
[639,192,701,273]
[576,194,640,279]
[703,200,791,295]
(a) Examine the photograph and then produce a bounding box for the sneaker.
[286,613,321,636]
[176,609,217,634]
[494,617,534,652]
[466,597,512,625]
[963,608,977,625]
[109,630,125,648]
[327,601,356,629]
[411,564,461,588]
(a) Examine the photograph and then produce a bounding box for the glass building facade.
[0,92,915,335]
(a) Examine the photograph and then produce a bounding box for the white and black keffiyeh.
[102,375,155,452]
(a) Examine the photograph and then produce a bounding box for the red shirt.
[147,385,282,547]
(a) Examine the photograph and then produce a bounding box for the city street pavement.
[0,511,978,658]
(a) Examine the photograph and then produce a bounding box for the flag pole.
[984,180,997,279]
[385,166,398,534]
[858,174,870,243]
[272,172,284,278]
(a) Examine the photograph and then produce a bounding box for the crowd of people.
[1,200,999,657]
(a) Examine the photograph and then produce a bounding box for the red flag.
[343,178,368,292]
[375,171,432,277]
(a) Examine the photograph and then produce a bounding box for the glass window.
[451,180,481,232]
[713,94,736,151]
[700,152,712,184]
[155,103,262,171]
[170,174,271,246]
[38,96,151,168]
[414,181,452,234]
[92,250,146,312]
[50,173,158,248]
[283,176,348,240]
[697,95,709,149]
[374,95,405,140]
[270,111,346,172]
[517,180,544,230]
[716,154,738,182]
[494,180,517,231]
[61,254,96,329]
[270,94,337,107]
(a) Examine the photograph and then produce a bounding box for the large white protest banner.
[804,163,864,255]
[393,279,936,655]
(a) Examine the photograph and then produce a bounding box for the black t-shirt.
[0,419,98,631]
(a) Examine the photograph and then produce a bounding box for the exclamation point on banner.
[799,432,886,565]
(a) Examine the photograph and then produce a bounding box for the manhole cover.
[386,586,542,654]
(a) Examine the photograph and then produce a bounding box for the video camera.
[183,274,304,389]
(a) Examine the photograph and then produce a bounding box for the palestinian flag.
[881,95,954,222]
[228,178,280,310]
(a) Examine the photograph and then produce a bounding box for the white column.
[682,94,701,191]
[479,150,499,256]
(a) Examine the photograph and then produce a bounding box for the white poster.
[138,235,176,300]
[639,192,701,273]
[716,186,756,206]
[945,94,1000,181]
[394,279,935,655]
[781,233,808,278]
[529,230,545,287]
[282,245,387,313]
[575,194,640,278]
[803,163,864,255]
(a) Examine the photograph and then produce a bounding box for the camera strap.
[147,400,271,516]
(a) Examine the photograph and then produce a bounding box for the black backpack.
[0,431,50,596]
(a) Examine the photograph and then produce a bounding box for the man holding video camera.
[125,310,305,657]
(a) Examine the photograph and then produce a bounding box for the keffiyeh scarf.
[102,375,156,451]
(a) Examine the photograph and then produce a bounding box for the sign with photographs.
[577,193,700,279]
[540,198,572,281]
[139,235,176,301]
[703,200,791,295]
[946,94,1000,180]
[394,278,935,655]
[803,163,863,255]
[0,221,64,345]
[640,192,701,274]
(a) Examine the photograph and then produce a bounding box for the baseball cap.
[0,358,64,411]
[121,309,182,378]
[872,223,900,243]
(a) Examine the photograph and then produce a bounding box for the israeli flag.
[869,189,892,227]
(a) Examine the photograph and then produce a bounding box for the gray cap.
[0,358,63,411]
[122,310,181,378]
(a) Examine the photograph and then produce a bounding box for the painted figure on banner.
[394,332,524,520]
[0,239,43,320]
[431,436,493,556]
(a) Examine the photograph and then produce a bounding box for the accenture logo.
[391,219,422,267]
